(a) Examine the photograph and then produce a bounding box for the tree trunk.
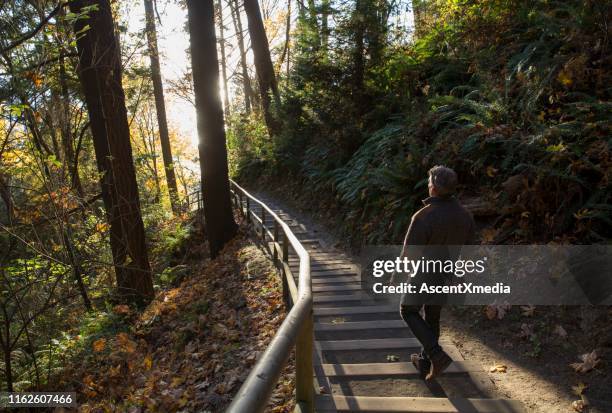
[186,0,238,258]
[352,0,365,113]
[70,0,154,306]
[143,0,180,214]
[412,0,425,38]
[243,0,281,136]
[216,0,231,121]
[321,0,329,48]
[277,0,291,74]
[230,0,252,114]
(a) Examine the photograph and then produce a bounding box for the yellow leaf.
[557,70,572,87]
[116,332,136,353]
[96,222,109,233]
[489,363,507,373]
[144,354,153,370]
[92,338,106,352]
[486,166,498,178]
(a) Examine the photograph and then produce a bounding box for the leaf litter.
[56,229,295,412]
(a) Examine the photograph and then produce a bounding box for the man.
[399,165,475,380]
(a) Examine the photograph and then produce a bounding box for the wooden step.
[313,284,363,293]
[314,305,398,316]
[315,319,405,331]
[312,276,361,285]
[314,293,373,303]
[311,268,358,276]
[315,395,525,413]
[318,338,450,351]
[312,272,358,279]
[317,361,482,377]
[291,262,354,270]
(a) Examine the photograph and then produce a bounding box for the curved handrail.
[226,180,313,413]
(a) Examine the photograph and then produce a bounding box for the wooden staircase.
[243,198,526,413]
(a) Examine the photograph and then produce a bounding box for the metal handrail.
[226,180,314,413]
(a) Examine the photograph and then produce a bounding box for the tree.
[186,0,238,258]
[243,0,281,136]
[229,0,253,114]
[70,0,154,306]
[143,0,180,213]
[216,0,231,121]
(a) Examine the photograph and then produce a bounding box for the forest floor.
[249,180,612,413]
[54,216,295,413]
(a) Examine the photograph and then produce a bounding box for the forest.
[0,0,610,412]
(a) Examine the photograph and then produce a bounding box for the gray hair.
[428,165,458,195]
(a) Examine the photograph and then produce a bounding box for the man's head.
[428,165,458,197]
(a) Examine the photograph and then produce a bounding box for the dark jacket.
[401,195,475,249]
[399,195,476,306]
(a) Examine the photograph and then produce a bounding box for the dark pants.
[400,304,442,359]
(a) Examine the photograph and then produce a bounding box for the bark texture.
[243,0,281,136]
[70,0,154,306]
[186,0,238,258]
[144,0,180,213]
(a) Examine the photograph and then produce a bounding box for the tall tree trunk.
[352,0,365,113]
[321,0,329,48]
[277,0,291,74]
[412,0,425,38]
[216,0,231,121]
[59,53,85,197]
[186,0,238,258]
[143,0,180,214]
[230,0,252,114]
[70,0,154,306]
[243,0,281,136]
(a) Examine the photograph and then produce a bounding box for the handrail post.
[295,309,314,412]
[282,233,289,262]
[238,191,243,216]
[246,197,251,223]
[273,221,279,262]
[261,208,266,241]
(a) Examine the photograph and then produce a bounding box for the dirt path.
[248,186,611,413]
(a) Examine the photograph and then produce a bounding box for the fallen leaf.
[570,350,600,374]
[554,325,568,338]
[116,332,136,353]
[489,363,507,373]
[520,305,535,317]
[143,354,153,370]
[558,70,573,87]
[92,338,106,352]
[519,323,535,340]
[113,304,131,315]
[480,228,498,244]
[571,382,587,396]
[485,305,497,320]
[572,399,588,412]
[386,354,400,362]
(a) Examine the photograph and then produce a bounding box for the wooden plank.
[315,319,405,331]
[311,268,357,275]
[311,272,358,279]
[315,395,526,413]
[314,305,397,316]
[313,284,362,293]
[318,361,483,377]
[312,276,361,285]
[318,338,450,351]
[314,293,372,303]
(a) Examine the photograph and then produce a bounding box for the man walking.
[399,166,475,380]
